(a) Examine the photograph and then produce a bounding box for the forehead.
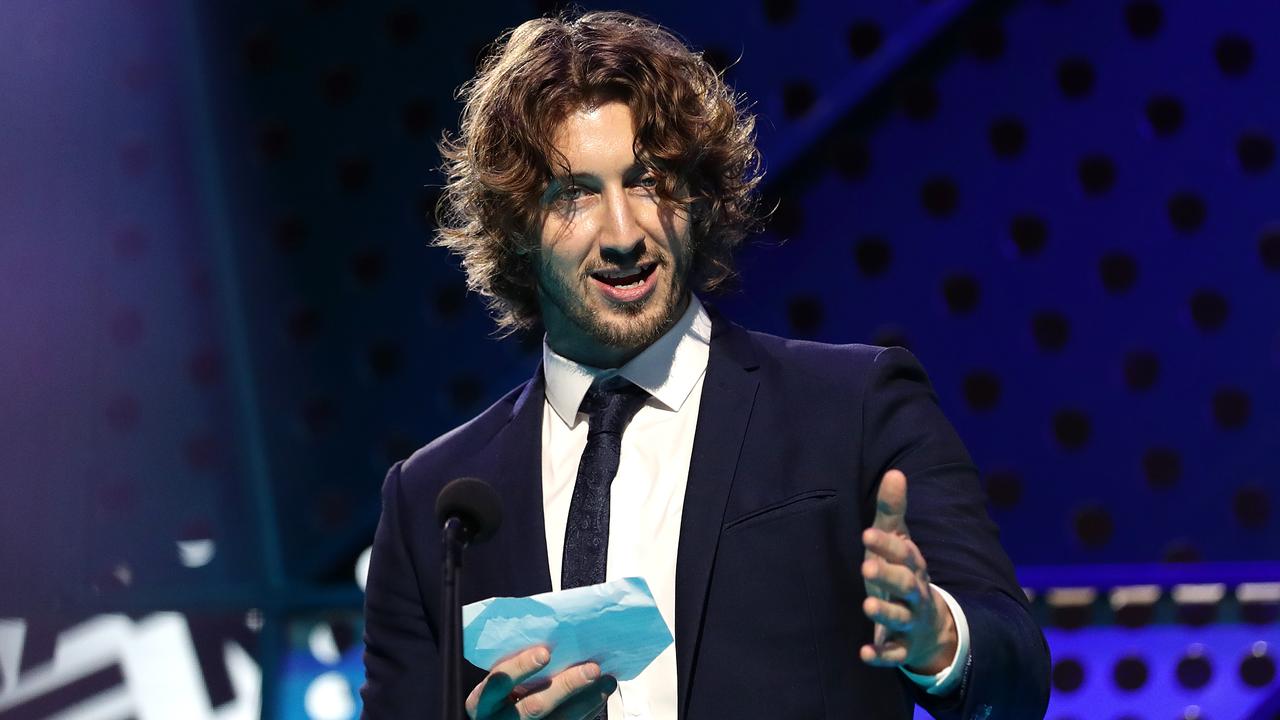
[550,101,638,173]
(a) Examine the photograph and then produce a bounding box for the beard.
[536,241,693,354]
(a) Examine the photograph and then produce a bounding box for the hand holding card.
[462,577,674,684]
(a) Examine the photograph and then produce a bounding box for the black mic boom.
[436,476,503,718]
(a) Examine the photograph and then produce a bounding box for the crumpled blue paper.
[462,577,673,683]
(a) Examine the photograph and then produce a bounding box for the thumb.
[872,469,908,533]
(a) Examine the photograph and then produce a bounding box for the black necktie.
[561,380,649,591]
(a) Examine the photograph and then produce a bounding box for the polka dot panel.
[718,0,1280,565]
[1038,624,1280,719]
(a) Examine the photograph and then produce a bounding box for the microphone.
[436,476,503,544]
[436,477,502,719]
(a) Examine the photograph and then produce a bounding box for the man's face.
[535,101,693,367]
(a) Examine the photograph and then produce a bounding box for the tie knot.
[580,380,648,436]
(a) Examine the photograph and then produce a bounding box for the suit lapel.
[674,313,759,719]
[493,367,554,597]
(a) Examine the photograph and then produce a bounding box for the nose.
[598,188,644,262]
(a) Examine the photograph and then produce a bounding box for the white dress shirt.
[540,296,970,719]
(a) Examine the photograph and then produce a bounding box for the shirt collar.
[542,294,712,428]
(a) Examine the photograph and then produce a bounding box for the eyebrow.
[547,161,651,188]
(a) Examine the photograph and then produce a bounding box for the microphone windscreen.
[435,477,503,543]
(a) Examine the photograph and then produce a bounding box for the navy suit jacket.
[360,313,1050,719]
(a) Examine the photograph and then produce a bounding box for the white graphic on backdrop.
[0,614,259,720]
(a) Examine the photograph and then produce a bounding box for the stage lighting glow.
[355,546,371,592]
[1238,582,1280,602]
[177,539,216,568]
[1109,584,1160,609]
[303,670,354,720]
[308,623,341,666]
[1172,583,1226,604]
[1046,587,1096,606]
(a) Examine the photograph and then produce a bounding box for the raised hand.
[466,645,617,719]
[859,469,958,675]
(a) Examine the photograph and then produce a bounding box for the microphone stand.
[441,516,468,720]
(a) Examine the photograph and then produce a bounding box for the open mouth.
[589,263,659,302]
[591,264,656,289]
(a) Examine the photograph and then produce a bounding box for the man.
[361,10,1049,720]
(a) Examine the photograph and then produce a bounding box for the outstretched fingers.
[871,469,909,533]
[863,595,915,633]
[860,640,910,667]
[862,528,926,574]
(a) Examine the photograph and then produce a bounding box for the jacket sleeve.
[360,461,441,718]
[859,346,1050,720]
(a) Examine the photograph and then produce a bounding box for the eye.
[549,183,590,210]
[631,173,660,193]
[558,185,588,201]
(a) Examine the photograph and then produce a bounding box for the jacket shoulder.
[740,326,900,387]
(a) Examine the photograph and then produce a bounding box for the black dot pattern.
[1237,132,1275,174]
[985,469,1022,510]
[833,139,872,181]
[1168,192,1207,233]
[1113,656,1149,691]
[1099,252,1138,294]
[1123,349,1159,391]
[1057,57,1096,99]
[782,81,817,119]
[1189,290,1228,332]
[1078,154,1117,195]
[899,79,940,122]
[1232,486,1270,529]
[853,235,892,277]
[1032,310,1070,352]
[1073,504,1112,547]
[963,370,1001,411]
[1052,657,1085,692]
[1259,227,1280,270]
[1010,214,1049,257]
[1145,94,1184,136]
[847,20,883,60]
[1124,1,1162,39]
[966,20,1005,62]
[1211,386,1250,429]
[921,176,959,217]
[1143,447,1181,489]
[1053,411,1091,453]
[762,0,797,25]
[1214,33,1254,77]
[1240,651,1276,687]
[942,273,980,314]
[1176,650,1212,689]
[787,296,824,336]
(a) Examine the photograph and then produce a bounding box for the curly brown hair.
[434,10,764,333]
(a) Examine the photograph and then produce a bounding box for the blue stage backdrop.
[0,1,1276,718]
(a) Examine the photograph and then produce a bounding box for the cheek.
[540,221,592,271]
[646,204,686,242]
